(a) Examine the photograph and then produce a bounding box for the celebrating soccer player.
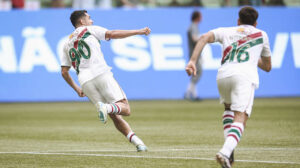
[60,10,150,152]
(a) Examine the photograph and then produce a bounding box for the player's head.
[191,11,202,23]
[70,10,94,28]
[238,6,258,26]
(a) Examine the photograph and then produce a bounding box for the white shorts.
[217,75,255,117]
[82,72,127,105]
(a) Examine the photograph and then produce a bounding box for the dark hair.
[239,6,258,25]
[70,10,87,28]
[191,11,201,22]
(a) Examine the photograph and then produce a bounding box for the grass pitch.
[0,98,299,168]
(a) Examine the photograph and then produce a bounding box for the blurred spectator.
[267,0,285,6]
[11,0,24,8]
[223,0,265,6]
[239,0,251,5]
[0,0,11,10]
[73,0,95,9]
[116,0,154,8]
[222,0,239,6]
[169,0,180,7]
[52,0,65,8]
[141,0,156,8]
[189,0,203,7]
[251,0,265,6]
[119,0,139,8]
[97,0,112,9]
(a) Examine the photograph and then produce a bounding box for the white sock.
[220,122,244,157]
[105,103,121,114]
[126,131,144,146]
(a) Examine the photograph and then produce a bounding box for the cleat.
[97,102,108,124]
[216,152,231,168]
[136,145,148,152]
[229,150,234,165]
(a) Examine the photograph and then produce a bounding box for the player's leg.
[102,98,130,116]
[217,76,255,168]
[216,77,233,167]
[93,73,130,123]
[94,73,147,151]
[109,112,147,152]
[223,103,234,139]
[217,78,235,139]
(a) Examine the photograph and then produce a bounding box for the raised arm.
[258,56,271,72]
[186,31,215,76]
[105,27,151,39]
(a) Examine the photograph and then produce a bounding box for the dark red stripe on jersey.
[237,32,262,46]
[73,28,88,49]
[222,46,232,63]
[222,32,263,59]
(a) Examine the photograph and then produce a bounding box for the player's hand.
[141,27,151,35]
[75,87,85,97]
[185,61,197,76]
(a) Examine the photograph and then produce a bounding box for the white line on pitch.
[44,147,300,152]
[0,151,299,165]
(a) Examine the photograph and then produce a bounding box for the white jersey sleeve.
[88,26,109,41]
[211,27,225,43]
[261,31,271,57]
[60,43,71,67]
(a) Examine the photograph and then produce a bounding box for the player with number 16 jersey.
[185,7,272,168]
[212,24,271,89]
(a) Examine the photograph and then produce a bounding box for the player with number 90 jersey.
[61,25,111,86]
[211,25,271,88]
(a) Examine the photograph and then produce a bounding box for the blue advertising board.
[0,8,299,102]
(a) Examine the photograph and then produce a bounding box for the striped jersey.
[211,25,271,88]
[61,26,111,85]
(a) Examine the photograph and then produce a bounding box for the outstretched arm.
[105,27,151,39]
[186,31,215,76]
[61,66,85,97]
[258,56,271,72]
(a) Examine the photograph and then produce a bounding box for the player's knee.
[124,108,131,116]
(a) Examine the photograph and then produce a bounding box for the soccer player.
[185,11,203,101]
[185,7,271,168]
[60,10,150,152]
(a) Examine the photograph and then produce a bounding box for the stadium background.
[0,1,300,168]
[0,0,300,102]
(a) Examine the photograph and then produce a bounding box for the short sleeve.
[60,43,72,67]
[210,27,224,43]
[261,31,272,57]
[88,25,108,41]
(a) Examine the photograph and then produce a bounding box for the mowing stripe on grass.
[0,151,299,165]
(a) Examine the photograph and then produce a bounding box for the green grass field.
[0,98,299,168]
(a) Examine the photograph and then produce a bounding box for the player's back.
[212,25,271,88]
[64,26,111,85]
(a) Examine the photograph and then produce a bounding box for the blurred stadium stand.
[1,0,300,10]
